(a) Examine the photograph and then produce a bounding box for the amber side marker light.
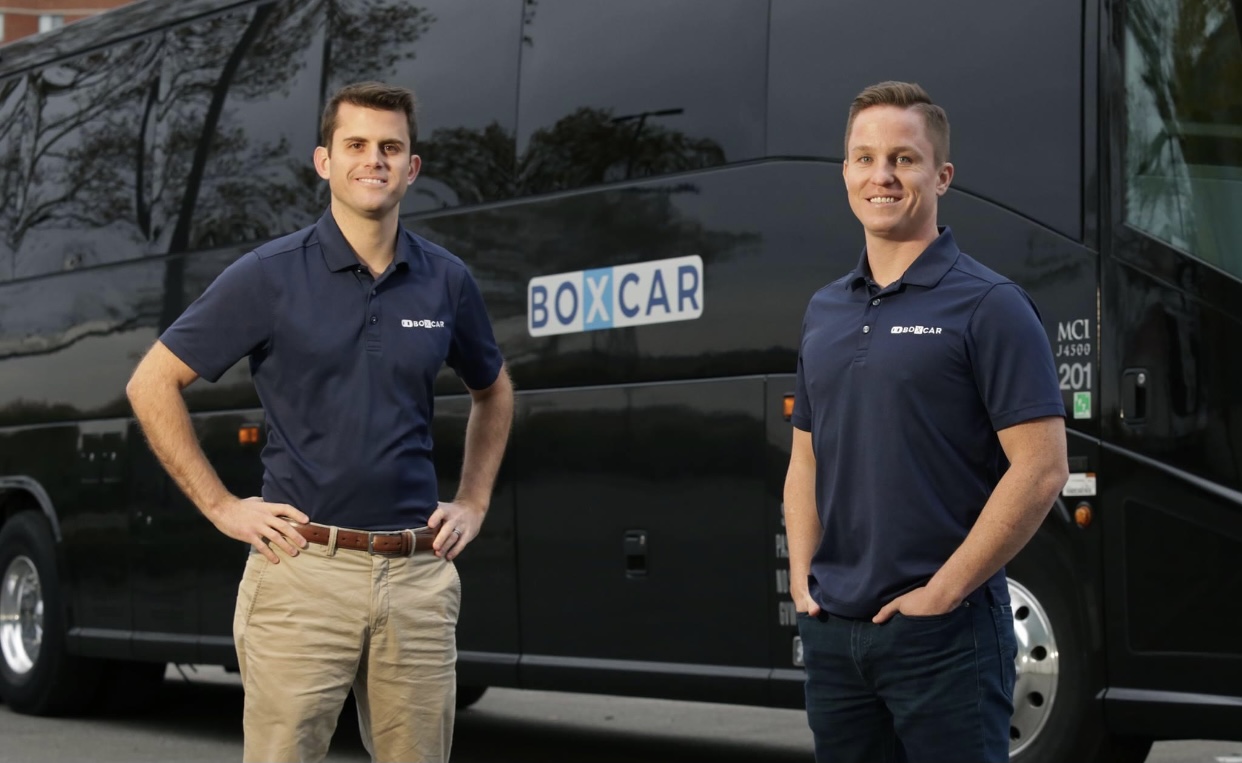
[238,425,261,445]
[1074,501,1093,528]
[783,395,795,421]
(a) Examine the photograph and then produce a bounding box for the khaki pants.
[234,530,461,763]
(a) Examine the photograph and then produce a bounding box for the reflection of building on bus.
[0,2,1240,763]
[0,0,135,46]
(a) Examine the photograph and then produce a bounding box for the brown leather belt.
[294,523,435,557]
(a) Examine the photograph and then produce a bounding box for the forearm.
[785,483,820,583]
[127,373,232,518]
[454,370,514,511]
[783,432,822,597]
[928,458,1067,604]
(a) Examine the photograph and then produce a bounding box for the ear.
[407,154,422,186]
[936,161,954,196]
[841,158,848,180]
[314,146,331,181]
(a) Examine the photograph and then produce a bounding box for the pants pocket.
[991,604,1018,697]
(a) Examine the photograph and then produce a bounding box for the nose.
[366,144,386,165]
[870,158,897,185]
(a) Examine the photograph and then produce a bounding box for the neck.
[332,201,399,276]
[863,227,940,287]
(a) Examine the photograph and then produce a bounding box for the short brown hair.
[844,81,950,166]
[320,81,418,150]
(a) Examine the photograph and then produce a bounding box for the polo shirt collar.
[316,208,413,272]
[847,226,960,291]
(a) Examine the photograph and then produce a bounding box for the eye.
[856,155,872,164]
[384,144,401,154]
[896,156,913,165]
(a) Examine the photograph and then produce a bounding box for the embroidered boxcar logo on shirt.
[401,319,445,328]
[890,325,943,335]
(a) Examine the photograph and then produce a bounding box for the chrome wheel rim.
[1008,578,1059,758]
[1,555,43,676]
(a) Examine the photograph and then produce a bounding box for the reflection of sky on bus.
[0,251,251,417]
[0,266,161,414]
[515,0,766,161]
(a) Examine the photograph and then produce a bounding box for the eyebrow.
[339,136,408,148]
[850,144,922,155]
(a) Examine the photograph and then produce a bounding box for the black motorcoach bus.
[1,1,1239,760]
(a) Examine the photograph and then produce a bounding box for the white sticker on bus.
[1062,472,1098,497]
[527,256,704,337]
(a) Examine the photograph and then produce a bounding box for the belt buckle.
[367,530,404,556]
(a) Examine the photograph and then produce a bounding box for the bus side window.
[159,1,325,253]
[1124,0,1242,279]
[766,1,1083,241]
[7,37,161,279]
[0,75,24,282]
[513,0,768,196]
[325,0,523,214]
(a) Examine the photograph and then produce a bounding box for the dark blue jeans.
[797,600,1017,763]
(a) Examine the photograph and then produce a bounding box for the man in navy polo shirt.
[126,82,513,762]
[784,81,1068,762]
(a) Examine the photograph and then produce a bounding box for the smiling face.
[843,105,953,245]
[313,102,420,224]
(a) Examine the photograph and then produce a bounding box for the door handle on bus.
[1121,368,1148,425]
[623,530,648,578]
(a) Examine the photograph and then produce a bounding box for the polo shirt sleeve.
[159,251,273,383]
[447,268,504,390]
[966,283,1065,431]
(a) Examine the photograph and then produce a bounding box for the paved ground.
[0,667,1238,762]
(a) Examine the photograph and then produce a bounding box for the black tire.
[1007,527,1151,763]
[456,684,488,710]
[0,511,103,715]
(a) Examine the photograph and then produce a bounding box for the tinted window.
[767,1,1083,240]
[160,0,325,252]
[7,37,162,279]
[326,0,522,212]
[0,75,28,281]
[1125,0,1242,279]
[515,0,767,195]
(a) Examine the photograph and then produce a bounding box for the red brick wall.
[1,0,135,45]
[2,12,40,44]
[5,1,131,10]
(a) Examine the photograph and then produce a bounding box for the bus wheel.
[0,511,101,715]
[1007,578,1060,757]
[456,685,488,710]
[1007,531,1151,763]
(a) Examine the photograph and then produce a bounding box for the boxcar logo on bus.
[527,255,704,337]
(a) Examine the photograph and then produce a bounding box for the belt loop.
[327,525,338,557]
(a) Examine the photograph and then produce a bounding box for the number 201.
[1059,362,1091,391]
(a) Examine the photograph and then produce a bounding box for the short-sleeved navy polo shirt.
[161,209,504,531]
[791,227,1063,619]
